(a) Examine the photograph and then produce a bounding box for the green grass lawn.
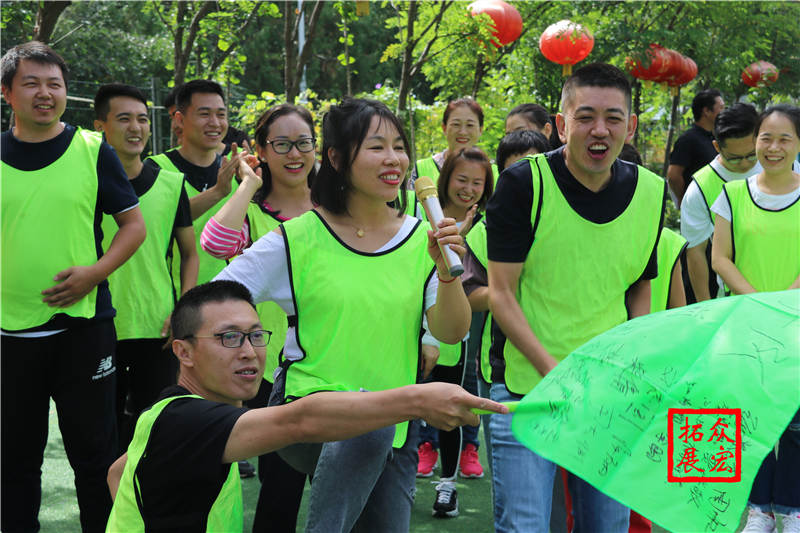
[41,401,746,532]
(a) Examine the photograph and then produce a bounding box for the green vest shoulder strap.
[503,156,663,394]
[242,203,287,382]
[692,163,725,224]
[147,151,180,173]
[106,394,243,532]
[415,157,440,183]
[650,227,687,313]
[282,210,433,447]
[1,128,102,330]
[725,180,800,293]
[463,218,492,382]
[465,218,488,268]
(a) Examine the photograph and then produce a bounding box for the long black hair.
[311,98,410,215]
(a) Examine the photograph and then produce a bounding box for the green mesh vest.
[693,163,727,225]
[240,202,287,383]
[1,128,102,330]
[101,168,184,339]
[503,154,664,395]
[651,227,687,313]
[106,395,242,532]
[724,180,800,293]
[148,151,238,285]
[281,210,434,447]
[465,219,493,383]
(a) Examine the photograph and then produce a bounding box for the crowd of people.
[1,38,798,533]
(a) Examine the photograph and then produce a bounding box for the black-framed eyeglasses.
[720,150,757,164]
[184,330,272,348]
[265,138,316,154]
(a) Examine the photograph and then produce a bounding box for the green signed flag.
[511,290,800,533]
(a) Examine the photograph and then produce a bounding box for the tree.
[148,1,277,87]
[283,0,325,102]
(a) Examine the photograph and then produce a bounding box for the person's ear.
[172,339,195,368]
[712,139,721,154]
[555,113,567,144]
[542,121,553,139]
[328,147,342,172]
[94,120,104,133]
[625,113,638,144]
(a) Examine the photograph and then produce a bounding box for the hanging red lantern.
[742,60,779,88]
[539,20,594,76]
[468,0,523,48]
[666,55,697,96]
[655,48,684,85]
[626,44,670,82]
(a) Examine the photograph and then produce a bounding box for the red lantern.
[539,20,594,76]
[655,49,684,85]
[468,0,523,48]
[742,60,779,88]
[626,44,670,82]
[670,56,697,87]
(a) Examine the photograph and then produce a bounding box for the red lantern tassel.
[563,64,572,76]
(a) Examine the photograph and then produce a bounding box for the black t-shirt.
[134,159,192,230]
[0,124,139,332]
[164,149,221,194]
[134,385,247,531]
[485,148,665,383]
[668,124,717,186]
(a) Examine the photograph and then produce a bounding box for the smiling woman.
[215,97,472,533]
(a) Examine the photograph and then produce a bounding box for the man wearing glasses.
[681,103,762,301]
[106,280,506,531]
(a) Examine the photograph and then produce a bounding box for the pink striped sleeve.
[200,217,251,259]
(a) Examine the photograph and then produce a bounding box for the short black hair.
[1,40,69,89]
[618,143,643,166]
[163,84,182,111]
[171,280,256,341]
[176,79,225,113]
[691,89,723,122]
[713,103,758,146]
[755,104,800,140]
[496,130,551,172]
[561,63,632,113]
[94,83,148,121]
[506,103,550,131]
[312,98,410,215]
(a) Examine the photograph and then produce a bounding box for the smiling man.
[1,41,145,533]
[147,80,244,286]
[106,280,506,532]
[93,83,199,451]
[485,63,666,533]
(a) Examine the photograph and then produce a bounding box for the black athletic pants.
[246,378,308,533]
[115,338,178,453]
[1,319,118,533]
[430,350,467,479]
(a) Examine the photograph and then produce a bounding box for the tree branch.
[152,0,175,39]
[291,0,324,96]
[207,2,261,73]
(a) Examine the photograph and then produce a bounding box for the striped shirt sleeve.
[200,217,251,259]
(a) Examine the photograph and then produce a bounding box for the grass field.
[40,401,747,532]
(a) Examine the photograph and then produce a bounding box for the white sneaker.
[778,512,800,533]
[742,507,777,533]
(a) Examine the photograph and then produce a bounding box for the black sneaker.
[238,460,256,479]
[432,480,458,518]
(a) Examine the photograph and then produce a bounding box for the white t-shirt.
[680,156,762,248]
[711,175,800,221]
[215,214,439,362]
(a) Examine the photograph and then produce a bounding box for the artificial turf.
[41,401,746,532]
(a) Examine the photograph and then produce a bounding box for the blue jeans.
[749,409,800,515]
[489,383,630,533]
[279,421,419,532]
